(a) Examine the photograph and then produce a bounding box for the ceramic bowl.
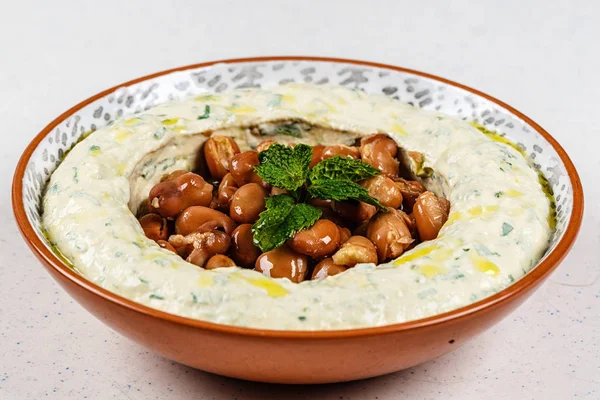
[12,57,583,384]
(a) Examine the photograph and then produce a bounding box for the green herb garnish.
[197,105,211,120]
[308,155,379,182]
[251,144,384,252]
[254,144,312,193]
[307,179,384,208]
[501,222,513,236]
[251,195,322,252]
[149,294,164,300]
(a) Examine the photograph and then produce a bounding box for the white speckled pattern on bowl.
[20,58,571,274]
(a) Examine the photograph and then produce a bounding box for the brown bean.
[229,183,268,224]
[156,240,176,253]
[148,172,213,218]
[321,145,360,160]
[230,224,261,268]
[338,227,351,244]
[311,258,347,280]
[332,236,378,267]
[359,175,403,208]
[255,245,309,283]
[367,209,414,261]
[230,151,266,187]
[175,206,235,236]
[160,169,188,182]
[332,201,377,224]
[205,254,236,270]
[360,138,399,177]
[217,173,239,210]
[413,191,450,241]
[138,213,169,241]
[170,230,231,267]
[360,134,398,156]
[256,139,276,153]
[310,145,325,168]
[393,178,426,212]
[203,136,241,180]
[290,220,341,258]
[270,187,289,196]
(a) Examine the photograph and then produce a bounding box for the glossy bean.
[148,172,213,218]
[230,224,262,268]
[203,136,241,180]
[255,245,309,283]
[138,213,169,241]
[205,254,237,270]
[359,175,403,208]
[175,206,235,236]
[311,258,347,280]
[332,236,378,267]
[229,183,268,224]
[413,191,450,241]
[367,209,414,261]
[290,220,341,258]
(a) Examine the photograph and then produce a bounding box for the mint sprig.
[308,155,380,182]
[255,144,312,192]
[252,195,322,252]
[308,179,384,208]
[251,143,385,252]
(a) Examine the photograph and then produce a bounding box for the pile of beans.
[137,133,450,282]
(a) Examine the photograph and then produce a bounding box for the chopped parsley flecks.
[191,292,198,303]
[494,191,504,198]
[298,316,307,321]
[149,294,164,300]
[139,277,149,285]
[502,222,514,236]
[197,105,211,120]
[72,167,79,183]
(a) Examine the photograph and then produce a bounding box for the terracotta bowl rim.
[12,56,584,339]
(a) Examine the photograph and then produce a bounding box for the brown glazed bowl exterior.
[12,57,584,384]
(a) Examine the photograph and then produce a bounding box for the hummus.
[42,84,553,330]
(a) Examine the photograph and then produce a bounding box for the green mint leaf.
[197,105,211,120]
[308,179,384,209]
[309,155,380,182]
[254,144,312,191]
[251,194,321,252]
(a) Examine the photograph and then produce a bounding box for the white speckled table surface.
[1,0,598,398]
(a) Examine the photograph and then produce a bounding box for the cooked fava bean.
[360,175,403,208]
[321,145,360,160]
[205,254,236,270]
[156,239,176,253]
[310,145,325,168]
[393,178,426,212]
[290,220,341,258]
[138,213,169,241]
[148,172,213,218]
[367,209,414,261]
[230,224,261,268]
[230,151,267,187]
[311,258,347,280]
[332,236,378,267]
[360,133,398,156]
[217,173,239,210]
[203,136,241,180]
[175,206,235,236]
[360,138,399,177]
[229,183,268,224]
[413,191,450,241]
[255,245,309,283]
[338,226,351,244]
[332,201,377,224]
[255,139,276,153]
[270,187,289,196]
[171,230,231,267]
[160,169,188,182]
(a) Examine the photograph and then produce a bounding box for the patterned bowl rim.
[12,56,584,338]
